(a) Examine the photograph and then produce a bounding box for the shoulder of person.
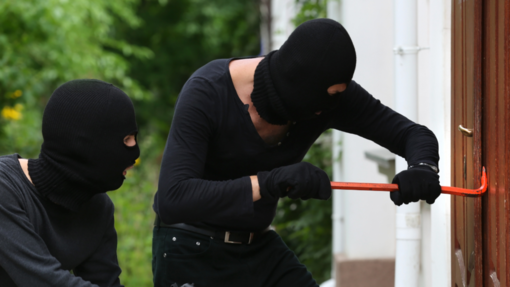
[0,154,33,207]
[0,154,28,188]
[82,193,115,217]
[0,153,22,171]
[190,58,231,81]
[179,59,233,100]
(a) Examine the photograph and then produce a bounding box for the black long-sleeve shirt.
[0,154,123,287]
[154,58,439,231]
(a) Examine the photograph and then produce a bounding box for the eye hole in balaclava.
[124,133,138,148]
[298,89,346,121]
[315,83,349,115]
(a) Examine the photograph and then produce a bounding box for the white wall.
[332,0,452,286]
[269,0,451,285]
[428,0,452,286]
[337,0,397,260]
[417,1,431,286]
[270,0,296,50]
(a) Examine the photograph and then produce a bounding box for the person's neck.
[18,158,34,185]
[229,57,262,106]
[230,57,280,126]
[229,57,291,144]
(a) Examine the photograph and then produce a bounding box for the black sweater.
[154,58,439,231]
[0,154,123,287]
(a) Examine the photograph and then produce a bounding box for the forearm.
[0,223,100,287]
[156,176,254,224]
[0,185,100,287]
[403,125,439,166]
[331,82,439,165]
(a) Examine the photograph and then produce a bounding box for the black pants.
[152,226,319,287]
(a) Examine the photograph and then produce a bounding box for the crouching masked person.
[0,79,140,287]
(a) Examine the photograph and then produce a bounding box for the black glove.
[257,162,331,201]
[390,166,441,206]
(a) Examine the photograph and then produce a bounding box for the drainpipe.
[394,0,421,286]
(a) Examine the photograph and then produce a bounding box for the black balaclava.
[28,79,140,211]
[251,18,357,125]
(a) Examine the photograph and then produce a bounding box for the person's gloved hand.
[390,166,441,206]
[257,162,331,201]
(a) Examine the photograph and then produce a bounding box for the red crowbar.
[331,167,487,197]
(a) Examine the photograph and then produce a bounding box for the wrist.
[256,171,280,202]
[409,162,439,173]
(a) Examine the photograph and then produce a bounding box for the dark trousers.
[152,226,319,287]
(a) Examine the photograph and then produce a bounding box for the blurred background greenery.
[0,0,332,285]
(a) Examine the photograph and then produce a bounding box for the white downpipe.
[394,0,421,287]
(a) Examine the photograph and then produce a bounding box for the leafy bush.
[0,0,335,285]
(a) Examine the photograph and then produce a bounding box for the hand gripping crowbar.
[331,167,487,197]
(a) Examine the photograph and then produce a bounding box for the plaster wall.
[270,0,295,50]
[338,0,397,259]
[417,1,431,286]
[269,1,451,285]
[428,0,452,286]
[335,1,450,286]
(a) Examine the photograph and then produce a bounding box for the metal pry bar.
[331,167,487,197]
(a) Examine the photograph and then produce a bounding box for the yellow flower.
[14,104,23,111]
[10,90,22,99]
[134,158,141,166]
[1,106,22,120]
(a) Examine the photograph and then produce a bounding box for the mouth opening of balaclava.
[28,79,140,211]
[251,18,357,124]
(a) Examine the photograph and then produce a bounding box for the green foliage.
[0,0,152,105]
[113,0,260,140]
[0,0,152,154]
[0,104,42,158]
[293,0,329,26]
[0,0,337,285]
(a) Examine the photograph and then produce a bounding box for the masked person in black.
[0,79,140,287]
[153,19,441,287]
